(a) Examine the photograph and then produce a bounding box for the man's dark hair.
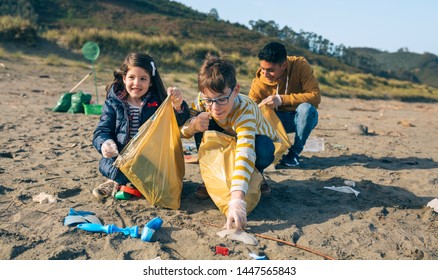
[258,42,287,64]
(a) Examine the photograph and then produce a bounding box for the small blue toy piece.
[77,223,139,238]
[141,217,163,242]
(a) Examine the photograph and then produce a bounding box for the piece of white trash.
[344,180,356,187]
[303,137,324,152]
[426,198,438,213]
[32,192,58,203]
[324,186,360,197]
[217,229,258,245]
[249,252,267,260]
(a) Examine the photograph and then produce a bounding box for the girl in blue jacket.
[92,52,189,200]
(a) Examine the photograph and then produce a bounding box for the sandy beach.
[0,55,437,261]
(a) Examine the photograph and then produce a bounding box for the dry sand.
[0,55,437,261]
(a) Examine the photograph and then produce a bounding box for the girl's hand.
[168,87,183,111]
[101,139,119,158]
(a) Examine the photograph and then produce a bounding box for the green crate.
[83,104,103,115]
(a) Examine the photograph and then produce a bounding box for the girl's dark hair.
[198,55,236,94]
[106,52,167,102]
[258,42,287,64]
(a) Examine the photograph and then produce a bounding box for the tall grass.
[181,42,220,62]
[0,15,36,44]
[314,66,438,101]
[43,28,179,56]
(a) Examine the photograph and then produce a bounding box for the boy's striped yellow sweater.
[181,93,279,194]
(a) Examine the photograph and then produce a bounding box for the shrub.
[181,42,220,63]
[0,15,37,44]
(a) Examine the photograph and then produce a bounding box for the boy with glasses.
[181,55,280,229]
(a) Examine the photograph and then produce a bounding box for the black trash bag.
[68,91,92,114]
[52,92,74,112]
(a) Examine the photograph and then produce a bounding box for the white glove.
[225,198,247,230]
[101,139,119,158]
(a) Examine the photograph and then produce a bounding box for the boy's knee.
[255,135,275,168]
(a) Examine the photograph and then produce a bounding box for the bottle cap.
[114,191,131,200]
[141,227,155,242]
[145,217,163,230]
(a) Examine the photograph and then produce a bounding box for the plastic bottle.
[77,223,139,238]
[141,217,163,242]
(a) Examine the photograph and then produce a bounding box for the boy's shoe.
[194,183,210,199]
[260,177,271,196]
[93,180,119,201]
[276,152,300,168]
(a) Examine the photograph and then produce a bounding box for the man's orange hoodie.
[249,56,321,111]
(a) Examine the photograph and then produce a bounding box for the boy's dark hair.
[198,55,236,94]
[106,52,167,102]
[258,42,287,64]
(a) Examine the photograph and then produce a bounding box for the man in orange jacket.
[249,42,321,167]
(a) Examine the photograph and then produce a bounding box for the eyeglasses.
[200,85,235,106]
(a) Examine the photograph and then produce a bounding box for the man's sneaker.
[277,152,300,168]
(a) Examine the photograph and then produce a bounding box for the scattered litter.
[77,223,139,238]
[217,229,258,245]
[344,180,356,187]
[183,142,197,154]
[249,252,268,260]
[348,124,368,135]
[397,120,415,127]
[303,137,324,152]
[215,246,229,256]
[426,198,438,213]
[74,216,163,241]
[32,192,57,203]
[184,154,199,164]
[64,208,102,226]
[324,180,360,197]
[141,217,163,242]
[331,144,347,150]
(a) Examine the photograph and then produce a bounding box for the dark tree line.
[248,20,380,71]
[249,19,345,58]
[0,0,38,24]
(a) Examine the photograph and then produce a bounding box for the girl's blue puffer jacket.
[92,86,190,179]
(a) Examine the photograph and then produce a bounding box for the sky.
[175,0,438,56]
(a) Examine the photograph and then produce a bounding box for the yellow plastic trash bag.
[198,131,263,216]
[114,97,184,209]
[260,105,291,165]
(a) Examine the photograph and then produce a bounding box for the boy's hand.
[225,198,247,230]
[168,87,183,111]
[101,139,119,158]
[259,94,282,110]
[191,112,211,132]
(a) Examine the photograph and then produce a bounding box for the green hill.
[350,48,438,88]
[1,0,438,102]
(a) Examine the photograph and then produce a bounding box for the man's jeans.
[276,103,318,156]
